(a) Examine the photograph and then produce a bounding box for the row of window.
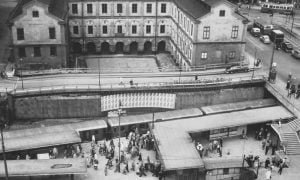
[203,26,239,39]
[201,51,236,60]
[16,28,56,41]
[73,24,166,35]
[72,3,167,14]
[18,46,57,58]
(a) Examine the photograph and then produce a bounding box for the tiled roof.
[7,0,67,23]
[174,0,211,19]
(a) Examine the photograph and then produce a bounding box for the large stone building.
[69,0,248,70]
[7,0,69,69]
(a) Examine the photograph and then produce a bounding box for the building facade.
[7,0,69,69]
[69,0,248,70]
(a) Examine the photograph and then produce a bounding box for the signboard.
[101,93,176,111]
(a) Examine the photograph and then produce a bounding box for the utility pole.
[117,100,122,172]
[98,58,100,88]
[20,58,24,89]
[252,48,257,80]
[0,113,9,180]
[268,35,276,82]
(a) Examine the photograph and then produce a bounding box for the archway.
[86,42,96,54]
[157,41,166,52]
[144,41,152,54]
[115,42,124,54]
[129,42,138,54]
[101,42,110,54]
[72,42,82,54]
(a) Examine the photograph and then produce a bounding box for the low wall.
[12,85,265,120]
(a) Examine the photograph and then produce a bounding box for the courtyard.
[83,53,177,73]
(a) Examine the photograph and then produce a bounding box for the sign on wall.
[101,93,176,111]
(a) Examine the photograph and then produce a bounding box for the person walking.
[265,140,270,155]
[278,162,284,175]
[265,158,270,168]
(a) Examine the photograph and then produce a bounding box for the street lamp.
[19,58,24,89]
[0,109,9,180]
[251,48,257,80]
[98,58,101,88]
[117,100,122,172]
[268,35,277,82]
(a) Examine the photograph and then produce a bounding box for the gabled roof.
[174,0,211,19]
[7,0,67,24]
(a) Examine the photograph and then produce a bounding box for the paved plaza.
[85,56,160,73]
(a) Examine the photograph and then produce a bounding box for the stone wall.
[12,86,265,120]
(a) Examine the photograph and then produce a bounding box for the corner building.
[69,0,248,70]
[7,0,69,69]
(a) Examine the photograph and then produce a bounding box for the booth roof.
[0,158,86,177]
[153,106,293,171]
[0,131,81,153]
[107,108,203,127]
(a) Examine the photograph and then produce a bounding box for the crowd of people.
[84,129,164,179]
[195,138,223,158]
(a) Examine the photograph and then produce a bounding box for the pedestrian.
[92,134,95,143]
[139,164,147,177]
[271,143,276,155]
[290,84,296,98]
[262,138,266,150]
[219,137,223,147]
[196,142,204,158]
[286,80,291,90]
[265,158,270,168]
[265,140,270,155]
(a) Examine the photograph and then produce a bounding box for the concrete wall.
[175,87,265,109]
[13,86,265,120]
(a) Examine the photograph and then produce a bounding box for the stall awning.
[0,158,86,177]
[201,99,277,115]
[0,131,81,153]
[108,108,203,127]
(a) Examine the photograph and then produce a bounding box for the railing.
[10,75,266,96]
[14,62,241,77]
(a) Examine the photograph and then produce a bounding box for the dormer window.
[32,11,39,17]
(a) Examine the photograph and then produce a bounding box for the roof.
[153,123,204,171]
[1,119,107,153]
[273,30,284,34]
[204,157,246,169]
[3,119,107,139]
[153,106,292,171]
[174,0,211,19]
[0,131,81,153]
[108,108,203,127]
[201,99,277,115]
[156,106,292,134]
[0,159,86,177]
[7,0,67,24]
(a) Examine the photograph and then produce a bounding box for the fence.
[10,75,266,96]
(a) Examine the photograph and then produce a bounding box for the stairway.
[288,119,300,131]
[281,131,300,155]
